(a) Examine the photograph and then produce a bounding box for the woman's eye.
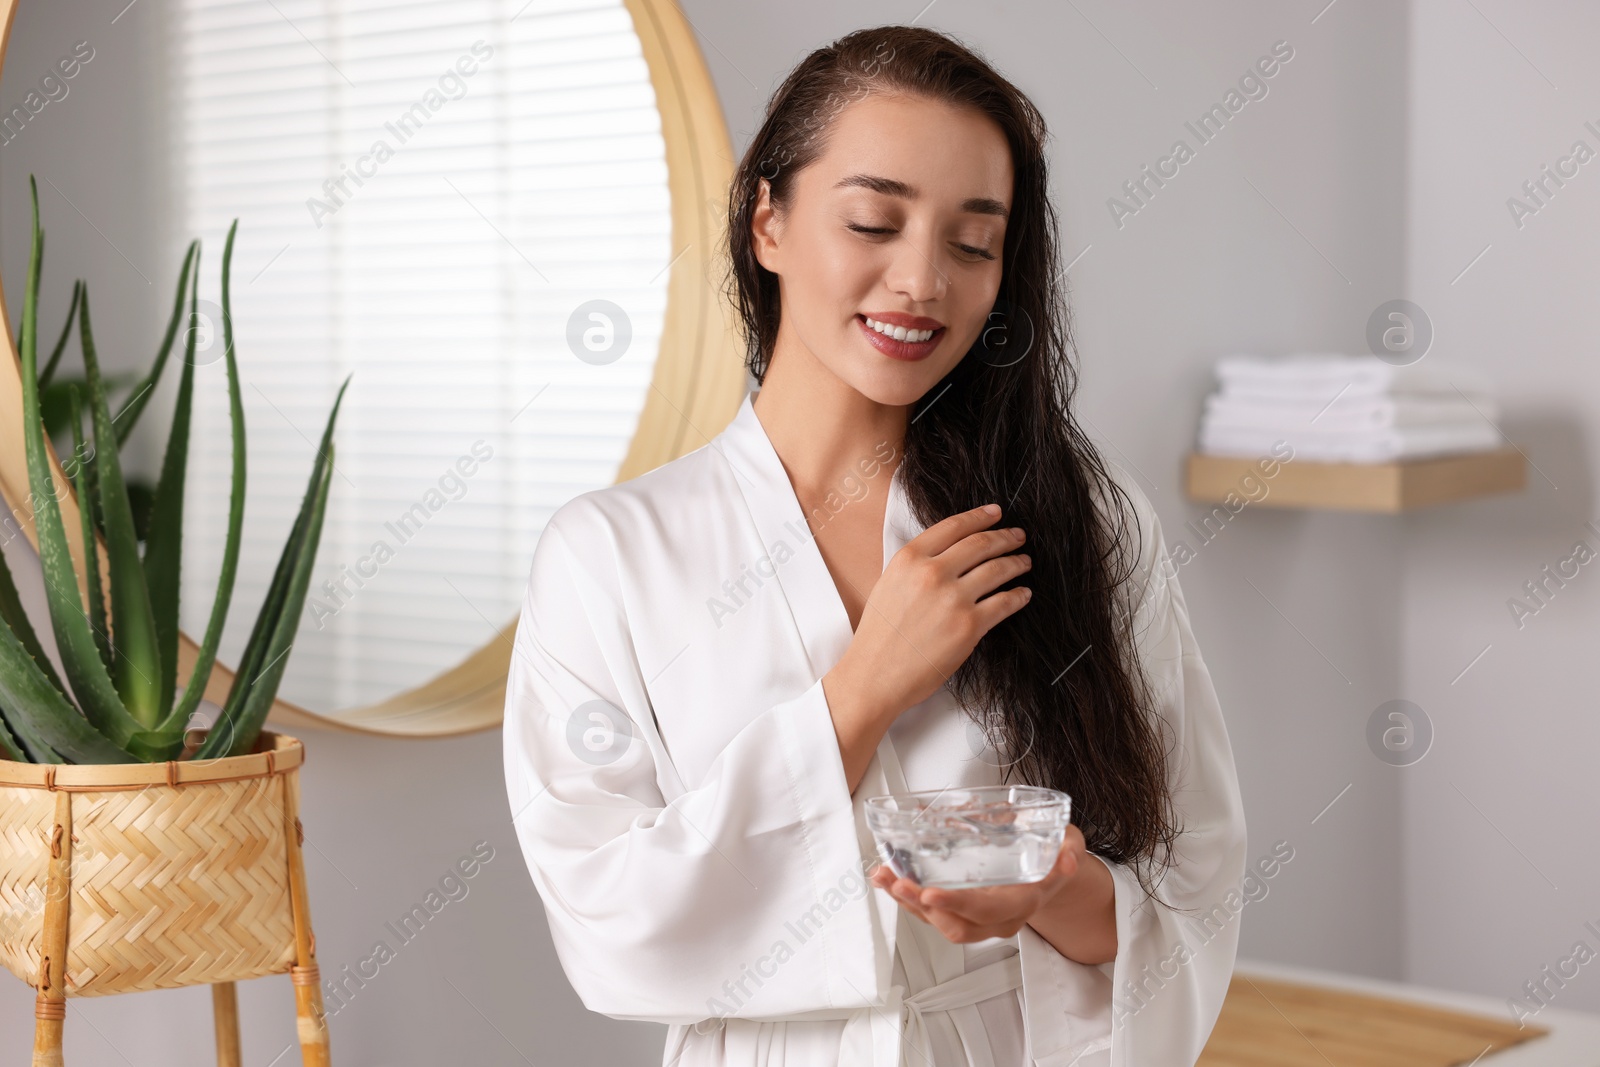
[846,223,996,262]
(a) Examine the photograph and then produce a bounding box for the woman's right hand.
[824,503,1032,790]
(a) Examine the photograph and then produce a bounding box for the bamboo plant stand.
[0,731,331,1066]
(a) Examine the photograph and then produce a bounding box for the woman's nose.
[884,230,949,304]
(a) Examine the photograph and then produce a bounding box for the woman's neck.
[751,349,907,496]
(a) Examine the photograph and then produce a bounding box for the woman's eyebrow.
[834,172,1009,219]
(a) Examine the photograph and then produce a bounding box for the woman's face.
[751,91,1013,407]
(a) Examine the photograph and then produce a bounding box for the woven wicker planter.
[0,730,331,1066]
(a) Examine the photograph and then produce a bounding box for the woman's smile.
[855,312,947,361]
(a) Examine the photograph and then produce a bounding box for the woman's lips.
[856,315,945,362]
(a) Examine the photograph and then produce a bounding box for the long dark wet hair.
[723,25,1182,901]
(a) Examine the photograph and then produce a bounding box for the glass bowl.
[865,784,1072,890]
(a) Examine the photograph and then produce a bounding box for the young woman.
[503,25,1247,1067]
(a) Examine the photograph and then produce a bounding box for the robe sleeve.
[501,500,881,1026]
[1017,468,1249,1067]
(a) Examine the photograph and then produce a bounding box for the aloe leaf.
[0,617,137,763]
[17,176,149,755]
[0,688,62,763]
[66,387,114,674]
[187,460,314,755]
[77,288,164,727]
[199,450,332,760]
[0,510,67,699]
[189,491,310,760]
[37,279,81,391]
[151,225,246,746]
[144,246,200,717]
[195,377,347,760]
[43,371,138,445]
[0,703,29,762]
[0,537,65,763]
[113,239,198,445]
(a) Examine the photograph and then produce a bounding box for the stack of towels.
[1197,353,1502,463]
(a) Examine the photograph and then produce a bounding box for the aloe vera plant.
[0,175,348,765]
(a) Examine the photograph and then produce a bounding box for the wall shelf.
[1183,447,1526,513]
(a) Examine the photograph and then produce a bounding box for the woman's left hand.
[869,824,1094,944]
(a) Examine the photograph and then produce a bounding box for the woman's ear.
[749,177,782,272]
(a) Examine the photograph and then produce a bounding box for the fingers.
[911,503,1006,558]
[971,584,1032,635]
[886,884,972,938]
[957,550,1032,599]
[872,868,934,924]
[1053,840,1081,881]
[1057,825,1087,867]
[921,882,1040,924]
[921,899,1020,943]
[926,909,989,942]
[941,525,1027,581]
[873,867,1036,942]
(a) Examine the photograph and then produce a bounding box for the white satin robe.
[502,391,1248,1067]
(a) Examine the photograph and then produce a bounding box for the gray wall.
[1401,0,1600,1017]
[0,0,168,408]
[1,0,1589,1064]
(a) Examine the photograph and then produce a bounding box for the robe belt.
[679,952,1023,1066]
[838,951,1023,1067]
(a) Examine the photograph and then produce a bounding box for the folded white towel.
[1197,421,1502,463]
[1202,393,1499,431]
[1216,383,1496,406]
[1214,352,1494,399]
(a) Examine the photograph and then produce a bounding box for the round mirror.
[0,0,746,736]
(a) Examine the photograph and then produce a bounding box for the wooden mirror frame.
[0,0,748,737]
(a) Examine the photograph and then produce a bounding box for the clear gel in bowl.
[865,784,1071,890]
